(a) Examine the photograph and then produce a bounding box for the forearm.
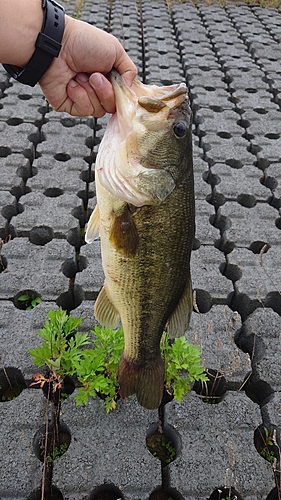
[0,0,43,66]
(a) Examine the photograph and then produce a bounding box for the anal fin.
[94,285,120,329]
[166,275,193,338]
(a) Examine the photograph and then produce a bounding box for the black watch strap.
[3,0,65,87]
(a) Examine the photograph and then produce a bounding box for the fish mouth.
[110,70,187,126]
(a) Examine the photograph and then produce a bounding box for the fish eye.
[173,121,187,138]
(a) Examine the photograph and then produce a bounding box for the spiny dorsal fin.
[85,205,100,244]
[109,205,139,257]
[94,285,120,329]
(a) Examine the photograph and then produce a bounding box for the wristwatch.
[3,0,65,87]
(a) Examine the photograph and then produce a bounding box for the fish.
[85,70,194,410]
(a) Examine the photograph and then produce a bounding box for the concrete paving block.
[29,155,88,195]
[211,163,269,200]
[0,390,45,499]
[37,122,92,159]
[242,109,281,137]
[257,336,281,391]
[195,109,243,137]
[227,247,275,301]
[222,201,279,247]
[232,90,279,113]
[253,135,281,163]
[227,68,269,91]
[0,154,30,195]
[12,192,82,236]
[0,300,60,376]
[54,396,159,499]
[190,88,233,111]
[267,163,281,200]
[75,240,104,297]
[0,93,45,125]
[195,199,219,245]
[0,122,39,159]
[186,68,226,89]
[201,134,254,167]
[188,305,248,380]
[0,238,72,301]
[0,192,17,226]
[191,246,233,300]
[166,392,272,497]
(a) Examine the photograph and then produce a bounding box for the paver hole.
[209,213,231,232]
[0,367,26,402]
[56,284,85,311]
[209,105,224,112]
[146,422,182,465]
[0,254,7,272]
[253,108,268,114]
[193,288,212,313]
[7,117,24,126]
[29,226,53,245]
[225,159,243,169]
[61,256,88,278]
[54,153,71,162]
[244,377,275,407]
[27,486,63,500]
[245,88,258,93]
[89,484,125,500]
[13,289,41,310]
[202,170,221,187]
[266,487,280,500]
[275,217,281,230]
[206,192,226,208]
[234,327,265,364]
[80,169,95,183]
[260,175,278,190]
[249,241,270,254]
[204,86,216,91]
[209,487,243,500]
[0,146,12,157]
[219,262,242,282]
[193,368,226,404]
[254,424,280,463]
[149,487,185,500]
[33,422,71,463]
[17,94,32,100]
[237,193,256,208]
[264,291,281,315]
[217,131,232,139]
[215,239,235,255]
[265,133,280,140]
[44,187,64,197]
[60,117,76,127]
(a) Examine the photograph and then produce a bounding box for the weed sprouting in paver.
[29,308,207,412]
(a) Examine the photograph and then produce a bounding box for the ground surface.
[0,1,281,499]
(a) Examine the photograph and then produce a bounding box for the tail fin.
[118,354,164,410]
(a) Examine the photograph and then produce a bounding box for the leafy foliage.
[162,333,208,401]
[29,308,207,411]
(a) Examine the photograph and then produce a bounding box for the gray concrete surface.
[0,1,281,499]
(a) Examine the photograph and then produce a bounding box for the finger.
[89,73,116,114]
[67,78,106,117]
[114,49,138,87]
[76,73,110,116]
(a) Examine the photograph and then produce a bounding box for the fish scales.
[86,70,194,410]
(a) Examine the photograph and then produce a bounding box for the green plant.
[162,333,208,401]
[29,308,207,412]
[260,427,276,463]
[46,443,68,464]
[18,292,41,310]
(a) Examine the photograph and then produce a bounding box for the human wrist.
[2,0,65,87]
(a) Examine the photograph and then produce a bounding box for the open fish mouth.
[110,69,188,131]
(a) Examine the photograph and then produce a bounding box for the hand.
[39,16,137,117]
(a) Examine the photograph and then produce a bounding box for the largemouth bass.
[85,70,194,410]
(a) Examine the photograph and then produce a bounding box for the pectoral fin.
[94,285,120,329]
[109,204,139,257]
[134,169,176,204]
[166,276,193,337]
[85,205,100,244]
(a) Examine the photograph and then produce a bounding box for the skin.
[0,0,137,117]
